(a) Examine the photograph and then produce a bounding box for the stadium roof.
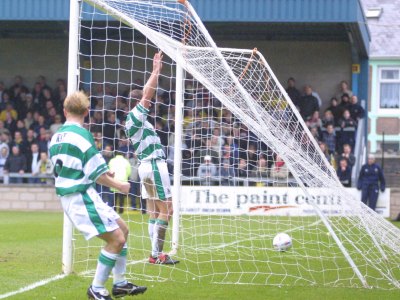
[0,0,369,56]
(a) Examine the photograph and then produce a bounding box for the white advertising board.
[179,187,390,218]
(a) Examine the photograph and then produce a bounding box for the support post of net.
[170,61,184,255]
[62,0,80,275]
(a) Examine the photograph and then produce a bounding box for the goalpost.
[65,0,400,289]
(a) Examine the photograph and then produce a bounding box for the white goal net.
[68,0,400,289]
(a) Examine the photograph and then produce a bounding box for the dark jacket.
[4,153,27,173]
[297,95,319,120]
[337,166,352,187]
[357,163,385,191]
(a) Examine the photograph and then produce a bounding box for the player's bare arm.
[96,172,130,194]
[140,51,163,109]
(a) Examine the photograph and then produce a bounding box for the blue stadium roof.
[0,0,370,55]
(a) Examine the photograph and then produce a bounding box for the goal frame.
[62,0,394,289]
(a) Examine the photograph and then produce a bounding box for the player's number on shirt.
[54,159,63,178]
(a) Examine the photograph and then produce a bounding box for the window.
[379,68,400,109]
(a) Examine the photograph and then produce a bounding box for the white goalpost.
[64,0,400,289]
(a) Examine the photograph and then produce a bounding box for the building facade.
[363,0,400,153]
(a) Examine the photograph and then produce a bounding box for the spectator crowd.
[0,74,364,192]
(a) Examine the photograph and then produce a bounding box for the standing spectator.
[336,80,353,100]
[4,146,27,183]
[357,155,386,211]
[325,97,342,122]
[237,158,248,178]
[270,154,289,187]
[0,146,9,182]
[338,93,351,116]
[338,110,356,151]
[197,155,218,186]
[349,95,365,123]
[338,144,356,168]
[219,160,235,186]
[306,111,322,132]
[337,158,351,187]
[297,85,319,120]
[0,103,18,122]
[27,143,40,183]
[285,77,301,104]
[34,152,54,184]
[50,114,63,134]
[322,124,336,155]
[321,110,335,128]
[250,157,269,186]
[108,150,131,213]
[128,153,141,211]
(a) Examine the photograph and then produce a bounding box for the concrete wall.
[0,38,351,112]
[0,38,68,88]
[218,40,353,111]
[0,185,61,211]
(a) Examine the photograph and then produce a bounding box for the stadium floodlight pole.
[63,0,81,275]
[170,60,185,255]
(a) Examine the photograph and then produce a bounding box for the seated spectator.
[34,152,54,184]
[349,95,365,123]
[270,154,289,187]
[197,155,218,186]
[4,146,27,184]
[285,77,301,104]
[338,109,356,151]
[297,85,319,120]
[27,143,40,184]
[0,92,11,111]
[325,97,342,122]
[337,144,356,168]
[336,80,353,100]
[337,158,351,187]
[0,146,9,182]
[321,124,336,155]
[15,120,27,139]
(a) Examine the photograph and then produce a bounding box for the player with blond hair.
[50,91,147,299]
[125,52,179,265]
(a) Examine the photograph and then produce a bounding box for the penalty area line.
[0,259,147,299]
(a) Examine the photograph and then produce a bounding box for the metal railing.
[351,99,367,187]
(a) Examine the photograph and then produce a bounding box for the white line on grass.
[0,259,147,299]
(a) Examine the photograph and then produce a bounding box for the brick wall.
[0,185,61,211]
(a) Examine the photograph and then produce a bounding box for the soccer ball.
[272,233,292,252]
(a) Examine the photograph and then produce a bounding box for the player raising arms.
[49,91,147,300]
[125,52,179,265]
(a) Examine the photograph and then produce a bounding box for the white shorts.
[60,186,120,240]
[138,160,172,200]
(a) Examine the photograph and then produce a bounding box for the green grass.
[1,211,400,299]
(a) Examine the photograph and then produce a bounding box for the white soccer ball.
[273,233,292,252]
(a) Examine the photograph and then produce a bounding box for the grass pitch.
[1,211,400,299]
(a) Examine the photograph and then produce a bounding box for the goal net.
[69,0,400,288]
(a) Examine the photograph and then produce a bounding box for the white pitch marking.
[0,259,147,299]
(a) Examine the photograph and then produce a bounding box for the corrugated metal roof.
[0,0,369,55]
[0,0,367,23]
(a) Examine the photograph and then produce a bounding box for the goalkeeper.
[50,91,146,300]
[125,52,179,265]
